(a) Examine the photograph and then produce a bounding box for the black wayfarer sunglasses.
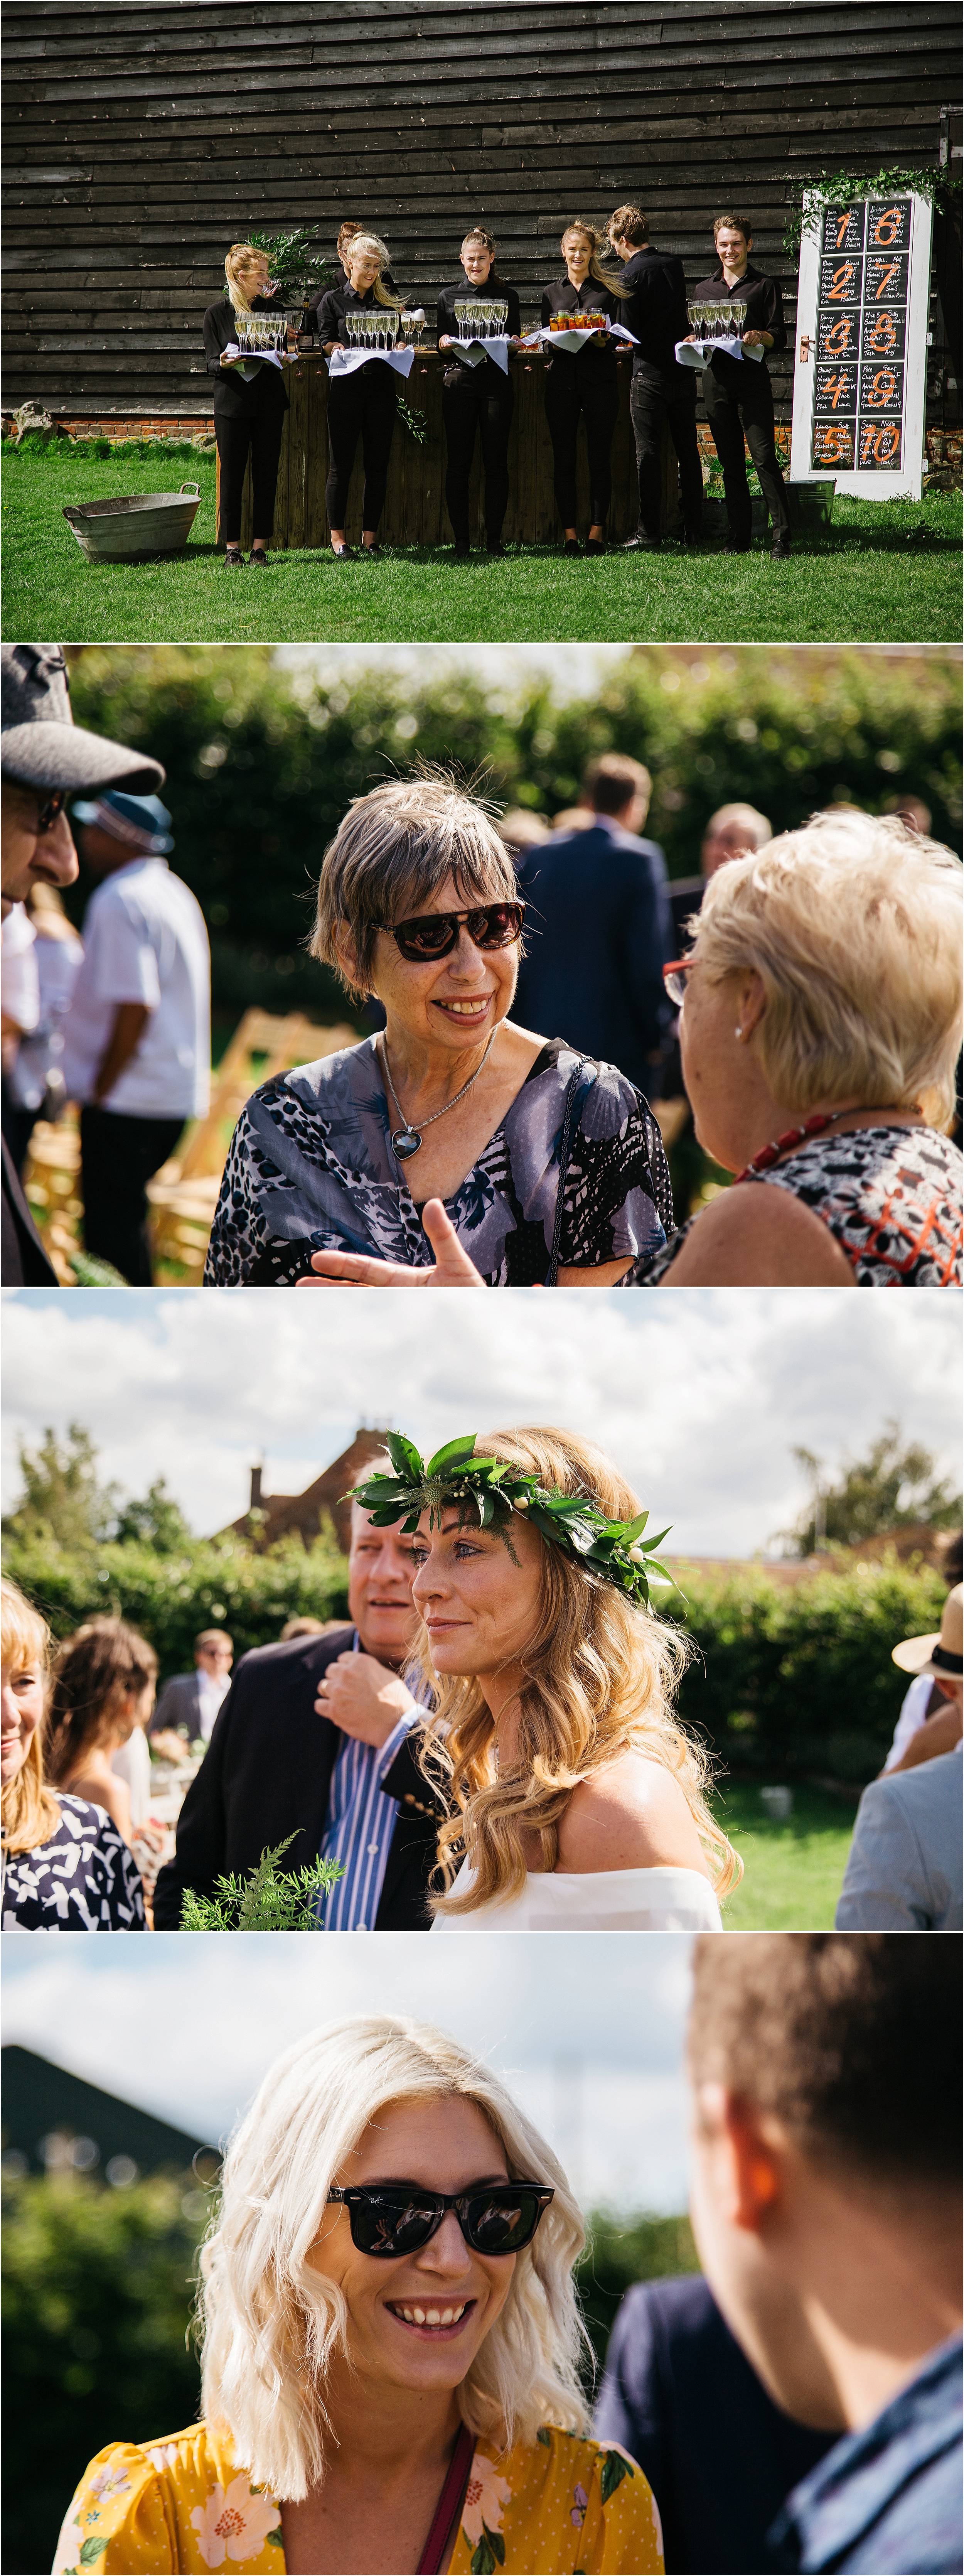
[378,901,526,963]
[327,2179,554,2257]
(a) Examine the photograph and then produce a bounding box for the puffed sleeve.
[52,2443,176,2573]
[581,2443,664,2574]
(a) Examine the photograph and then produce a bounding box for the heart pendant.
[391,1127,423,1159]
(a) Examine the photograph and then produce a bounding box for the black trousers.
[80,1105,185,1285]
[325,366,398,531]
[216,406,285,545]
[703,361,790,543]
[442,366,514,543]
[544,363,620,529]
[629,375,704,541]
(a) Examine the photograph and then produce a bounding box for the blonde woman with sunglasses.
[56,2016,664,2574]
[204,776,672,1287]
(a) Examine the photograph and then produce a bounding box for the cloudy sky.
[1,1932,693,2211]
[3,1287,959,1556]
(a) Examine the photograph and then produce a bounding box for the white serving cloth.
[446,334,512,375]
[433,1861,723,1931]
[519,321,638,355]
[327,345,416,380]
[675,336,764,368]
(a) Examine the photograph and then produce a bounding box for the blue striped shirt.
[318,1635,419,1930]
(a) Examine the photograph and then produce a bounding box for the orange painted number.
[866,312,897,353]
[827,261,857,300]
[873,259,900,300]
[866,368,898,406]
[815,424,853,461]
[822,373,851,409]
[860,422,900,464]
[871,206,903,244]
[825,315,853,352]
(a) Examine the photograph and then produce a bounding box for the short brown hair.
[689,1933,961,2188]
[310,774,520,1001]
[608,204,649,246]
[713,212,752,244]
[582,752,652,817]
[45,1618,158,1784]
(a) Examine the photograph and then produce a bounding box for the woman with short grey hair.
[204,775,672,1286]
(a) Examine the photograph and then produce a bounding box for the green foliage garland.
[784,165,962,256]
[349,1432,673,1611]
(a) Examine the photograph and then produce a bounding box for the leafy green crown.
[346,1433,674,1611]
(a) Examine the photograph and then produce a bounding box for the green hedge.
[65,646,962,1019]
[0,2169,694,2575]
[2,1534,942,1783]
[670,1554,946,1783]
[2,1531,349,1680]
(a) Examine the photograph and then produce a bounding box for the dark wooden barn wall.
[3,0,959,416]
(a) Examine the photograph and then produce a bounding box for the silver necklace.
[378,1029,499,1161]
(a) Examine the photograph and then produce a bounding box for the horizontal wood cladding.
[3,0,958,413]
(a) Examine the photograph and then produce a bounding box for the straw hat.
[892,1583,964,1682]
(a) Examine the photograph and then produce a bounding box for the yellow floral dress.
[53,2417,664,2576]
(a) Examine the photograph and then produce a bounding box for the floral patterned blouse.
[1,1792,146,1931]
[638,1124,963,1287]
[53,2418,664,2576]
[203,1036,671,1287]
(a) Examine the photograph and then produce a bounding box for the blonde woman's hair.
[345,230,401,310]
[224,243,268,316]
[561,219,632,299]
[412,1427,739,1914]
[692,808,964,1129]
[198,2014,589,2500]
[0,1578,60,1855]
[310,773,521,1002]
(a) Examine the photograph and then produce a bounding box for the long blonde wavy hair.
[224,243,269,317]
[561,219,632,300]
[198,2014,589,2500]
[345,229,402,310]
[412,1427,740,1914]
[1,1578,60,1856]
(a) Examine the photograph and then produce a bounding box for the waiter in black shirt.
[607,202,703,551]
[317,234,405,558]
[541,221,632,555]
[690,212,791,558]
[436,227,521,558]
[202,244,289,568]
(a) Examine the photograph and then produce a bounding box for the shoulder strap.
[417,2423,476,2576]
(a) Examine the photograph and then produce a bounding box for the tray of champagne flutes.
[676,298,763,366]
[519,313,637,355]
[327,306,420,379]
[449,297,512,369]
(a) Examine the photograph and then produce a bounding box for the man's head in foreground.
[1,645,163,913]
[347,1499,417,1665]
[582,752,653,836]
[688,1933,962,2433]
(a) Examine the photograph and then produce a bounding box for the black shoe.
[622,532,661,551]
[682,531,703,550]
[586,536,605,555]
[452,542,471,560]
[331,542,355,559]
[770,534,792,560]
[563,538,581,557]
[224,548,244,570]
[248,548,270,567]
[486,540,506,558]
[362,541,384,558]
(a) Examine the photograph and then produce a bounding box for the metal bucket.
[62,482,201,562]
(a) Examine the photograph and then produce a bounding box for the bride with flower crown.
[349,1428,740,1931]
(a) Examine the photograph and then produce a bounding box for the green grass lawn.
[3,443,960,643]
[714,1781,856,1929]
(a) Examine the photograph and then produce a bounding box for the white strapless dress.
[431,1861,722,1931]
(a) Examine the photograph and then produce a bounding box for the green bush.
[64,646,962,1018]
[0,2170,694,2572]
[1,1530,348,1679]
[1,2171,206,2576]
[670,1553,947,1783]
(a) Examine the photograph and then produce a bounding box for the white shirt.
[883,1671,935,1771]
[433,1860,722,1930]
[62,857,211,1119]
[110,1724,153,1829]
[1,906,40,1036]
[9,923,84,1110]
[195,1666,231,1743]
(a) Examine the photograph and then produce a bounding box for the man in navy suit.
[511,752,674,1098]
[596,2272,832,2573]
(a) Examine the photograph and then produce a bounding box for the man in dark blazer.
[153,1495,444,1931]
[595,2273,832,2574]
[607,203,703,550]
[511,752,674,1097]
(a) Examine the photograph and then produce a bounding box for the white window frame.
[790,190,934,499]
